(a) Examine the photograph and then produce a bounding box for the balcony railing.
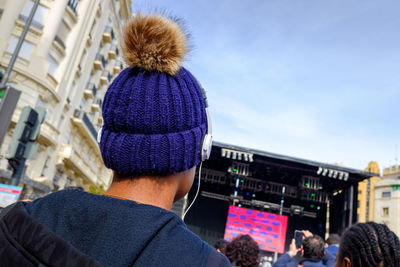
[67,0,79,14]
[54,35,66,50]
[18,14,43,30]
[104,25,115,40]
[83,113,98,140]
[86,82,97,97]
[73,109,97,140]
[102,70,112,82]
[96,53,107,68]
[95,98,103,108]
[110,44,119,54]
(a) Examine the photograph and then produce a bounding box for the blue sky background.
[132,0,400,171]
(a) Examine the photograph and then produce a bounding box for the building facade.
[374,165,400,236]
[0,0,132,200]
[356,161,381,222]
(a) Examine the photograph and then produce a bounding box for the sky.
[132,0,400,171]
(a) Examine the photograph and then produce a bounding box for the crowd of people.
[215,223,400,267]
[0,11,399,267]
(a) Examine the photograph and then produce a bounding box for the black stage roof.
[213,141,373,181]
[204,141,374,195]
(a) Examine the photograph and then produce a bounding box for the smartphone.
[294,230,303,248]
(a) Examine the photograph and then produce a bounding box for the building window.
[67,133,72,144]
[67,81,75,103]
[76,141,81,154]
[21,0,48,29]
[41,156,50,177]
[55,20,69,50]
[6,36,34,59]
[382,191,391,198]
[57,115,64,130]
[53,167,63,187]
[383,207,389,216]
[65,176,73,188]
[67,0,79,13]
[47,55,58,77]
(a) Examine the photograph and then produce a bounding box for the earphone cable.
[182,161,202,221]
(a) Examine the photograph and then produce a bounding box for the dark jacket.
[325,245,338,257]
[273,251,335,267]
[0,189,229,267]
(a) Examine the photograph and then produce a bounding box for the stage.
[182,141,374,255]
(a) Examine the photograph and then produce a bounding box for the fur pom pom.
[122,14,187,75]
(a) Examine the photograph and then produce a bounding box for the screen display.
[224,205,288,253]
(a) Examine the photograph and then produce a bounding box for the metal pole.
[0,0,40,87]
[348,185,354,226]
[10,158,26,186]
[274,186,286,262]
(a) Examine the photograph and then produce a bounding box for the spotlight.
[290,205,304,216]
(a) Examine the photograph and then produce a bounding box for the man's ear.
[344,257,351,267]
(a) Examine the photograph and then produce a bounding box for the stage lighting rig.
[221,148,254,162]
[316,166,349,181]
[228,161,250,176]
[290,205,304,216]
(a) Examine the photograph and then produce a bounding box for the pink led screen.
[224,205,288,253]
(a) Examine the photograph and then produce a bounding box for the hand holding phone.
[294,230,303,249]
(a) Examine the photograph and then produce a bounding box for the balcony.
[93,53,104,71]
[108,44,118,60]
[57,144,97,186]
[91,99,101,112]
[18,14,43,30]
[100,70,111,85]
[71,109,100,156]
[54,35,66,50]
[67,0,79,14]
[96,2,102,17]
[108,50,116,60]
[102,26,114,44]
[84,83,97,99]
[113,65,121,76]
[37,121,59,147]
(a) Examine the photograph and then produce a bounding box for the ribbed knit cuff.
[99,123,207,176]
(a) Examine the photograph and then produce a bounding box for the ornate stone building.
[0,0,132,199]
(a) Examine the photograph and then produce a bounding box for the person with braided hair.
[335,222,400,267]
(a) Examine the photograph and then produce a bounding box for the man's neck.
[105,176,179,210]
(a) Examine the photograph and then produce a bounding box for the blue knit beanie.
[99,14,208,176]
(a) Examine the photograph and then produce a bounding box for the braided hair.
[338,222,400,267]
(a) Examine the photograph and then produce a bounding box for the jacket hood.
[22,189,210,267]
[299,258,326,267]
